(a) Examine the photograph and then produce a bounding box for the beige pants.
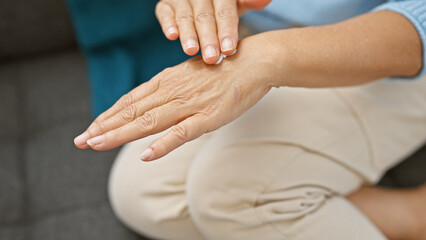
[108,77,426,240]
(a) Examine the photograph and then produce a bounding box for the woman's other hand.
[155,0,271,64]
[74,35,277,161]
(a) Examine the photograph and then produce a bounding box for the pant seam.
[251,141,307,240]
[247,140,329,239]
[247,137,369,238]
[331,89,380,172]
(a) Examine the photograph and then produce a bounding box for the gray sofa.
[0,0,146,239]
[0,1,424,240]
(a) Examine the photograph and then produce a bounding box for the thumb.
[237,0,271,10]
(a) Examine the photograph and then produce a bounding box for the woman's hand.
[74,10,421,161]
[74,35,277,161]
[155,0,271,64]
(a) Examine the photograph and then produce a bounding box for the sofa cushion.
[0,49,149,240]
[0,0,76,60]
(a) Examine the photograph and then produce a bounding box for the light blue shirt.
[243,0,426,77]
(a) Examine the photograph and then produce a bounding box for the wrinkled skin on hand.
[75,36,277,161]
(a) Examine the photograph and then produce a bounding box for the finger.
[96,79,159,125]
[214,0,239,54]
[86,102,190,151]
[74,79,159,149]
[173,0,200,55]
[190,0,220,64]
[140,114,208,161]
[156,1,179,40]
[238,0,271,10]
[85,93,164,142]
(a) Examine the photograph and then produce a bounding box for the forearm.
[263,10,422,88]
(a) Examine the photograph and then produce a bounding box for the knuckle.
[147,77,161,93]
[160,78,181,91]
[171,125,187,142]
[93,120,107,134]
[195,112,210,127]
[155,2,162,15]
[92,115,104,125]
[216,8,236,20]
[176,14,193,24]
[118,93,133,109]
[156,1,172,17]
[120,105,137,122]
[175,91,200,103]
[196,112,209,121]
[112,127,121,140]
[173,96,190,105]
[195,112,214,132]
[161,67,174,75]
[136,112,156,131]
[195,11,214,23]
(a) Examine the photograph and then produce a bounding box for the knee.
[186,146,333,240]
[108,159,161,239]
[108,135,214,240]
[188,174,331,239]
[108,151,184,239]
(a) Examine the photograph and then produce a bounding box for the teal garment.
[66,0,188,117]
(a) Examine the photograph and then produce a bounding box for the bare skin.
[155,0,271,64]
[74,8,424,240]
[348,184,426,240]
[74,10,422,154]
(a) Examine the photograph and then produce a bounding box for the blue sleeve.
[374,1,426,78]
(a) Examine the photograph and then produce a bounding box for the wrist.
[261,29,315,88]
[233,31,290,89]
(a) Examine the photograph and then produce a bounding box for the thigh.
[187,133,386,239]
[200,76,426,184]
[334,76,426,174]
[108,131,212,240]
[185,78,426,239]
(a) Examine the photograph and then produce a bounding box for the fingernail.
[167,27,178,36]
[74,132,89,145]
[87,135,105,147]
[185,39,198,50]
[221,38,234,52]
[204,45,218,59]
[140,148,153,161]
